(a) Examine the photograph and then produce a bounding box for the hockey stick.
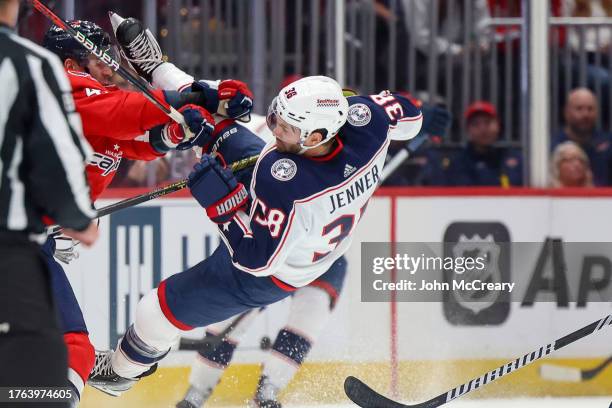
[539,355,612,382]
[95,154,258,216]
[344,314,612,408]
[47,154,259,235]
[381,132,429,182]
[178,308,259,351]
[31,0,193,135]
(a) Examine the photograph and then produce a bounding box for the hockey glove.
[420,104,452,137]
[187,154,249,224]
[191,80,253,120]
[217,79,254,120]
[151,104,215,152]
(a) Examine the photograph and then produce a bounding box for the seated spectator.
[446,101,522,186]
[550,141,594,187]
[552,87,612,185]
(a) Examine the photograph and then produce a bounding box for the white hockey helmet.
[267,76,349,151]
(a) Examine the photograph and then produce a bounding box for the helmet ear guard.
[268,76,349,152]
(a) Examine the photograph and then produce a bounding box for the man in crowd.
[552,87,612,186]
[447,101,523,186]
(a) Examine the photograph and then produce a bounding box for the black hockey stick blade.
[345,376,411,408]
[345,314,612,408]
[582,355,612,380]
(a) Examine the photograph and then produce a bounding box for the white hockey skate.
[87,350,157,397]
[175,384,213,408]
[250,376,282,408]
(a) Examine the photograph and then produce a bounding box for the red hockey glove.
[218,80,254,120]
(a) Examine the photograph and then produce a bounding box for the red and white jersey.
[67,70,170,200]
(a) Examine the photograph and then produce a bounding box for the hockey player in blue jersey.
[89,75,422,397]
[88,14,422,399]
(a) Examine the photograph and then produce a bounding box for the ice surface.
[265,397,611,408]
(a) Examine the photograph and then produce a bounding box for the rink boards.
[66,187,612,406]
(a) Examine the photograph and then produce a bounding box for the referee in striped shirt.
[0,0,98,400]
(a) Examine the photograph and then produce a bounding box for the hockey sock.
[112,324,169,379]
[64,332,95,401]
[259,286,332,399]
[184,334,237,406]
[185,311,259,406]
[112,289,179,378]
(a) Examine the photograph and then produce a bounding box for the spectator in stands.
[446,101,522,186]
[552,87,612,185]
[550,141,594,187]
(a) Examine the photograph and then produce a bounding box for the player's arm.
[73,84,210,140]
[116,103,216,161]
[349,92,424,141]
[187,154,301,276]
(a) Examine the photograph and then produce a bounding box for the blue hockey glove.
[150,104,215,153]
[191,80,254,120]
[175,105,216,150]
[420,104,452,137]
[187,154,249,223]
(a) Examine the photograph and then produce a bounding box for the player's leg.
[253,256,347,408]
[89,245,293,395]
[41,238,95,408]
[178,310,261,408]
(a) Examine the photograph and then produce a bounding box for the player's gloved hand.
[187,154,249,223]
[190,80,253,120]
[161,104,215,151]
[420,104,452,137]
[217,80,254,120]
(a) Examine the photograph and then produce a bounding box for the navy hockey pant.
[41,237,88,334]
[158,245,294,330]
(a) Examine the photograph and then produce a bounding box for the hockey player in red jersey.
[41,20,253,407]
[43,20,219,200]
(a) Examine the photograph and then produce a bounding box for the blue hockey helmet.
[43,20,116,65]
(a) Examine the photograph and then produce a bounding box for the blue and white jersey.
[219,91,423,287]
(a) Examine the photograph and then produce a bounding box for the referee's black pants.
[0,233,68,407]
